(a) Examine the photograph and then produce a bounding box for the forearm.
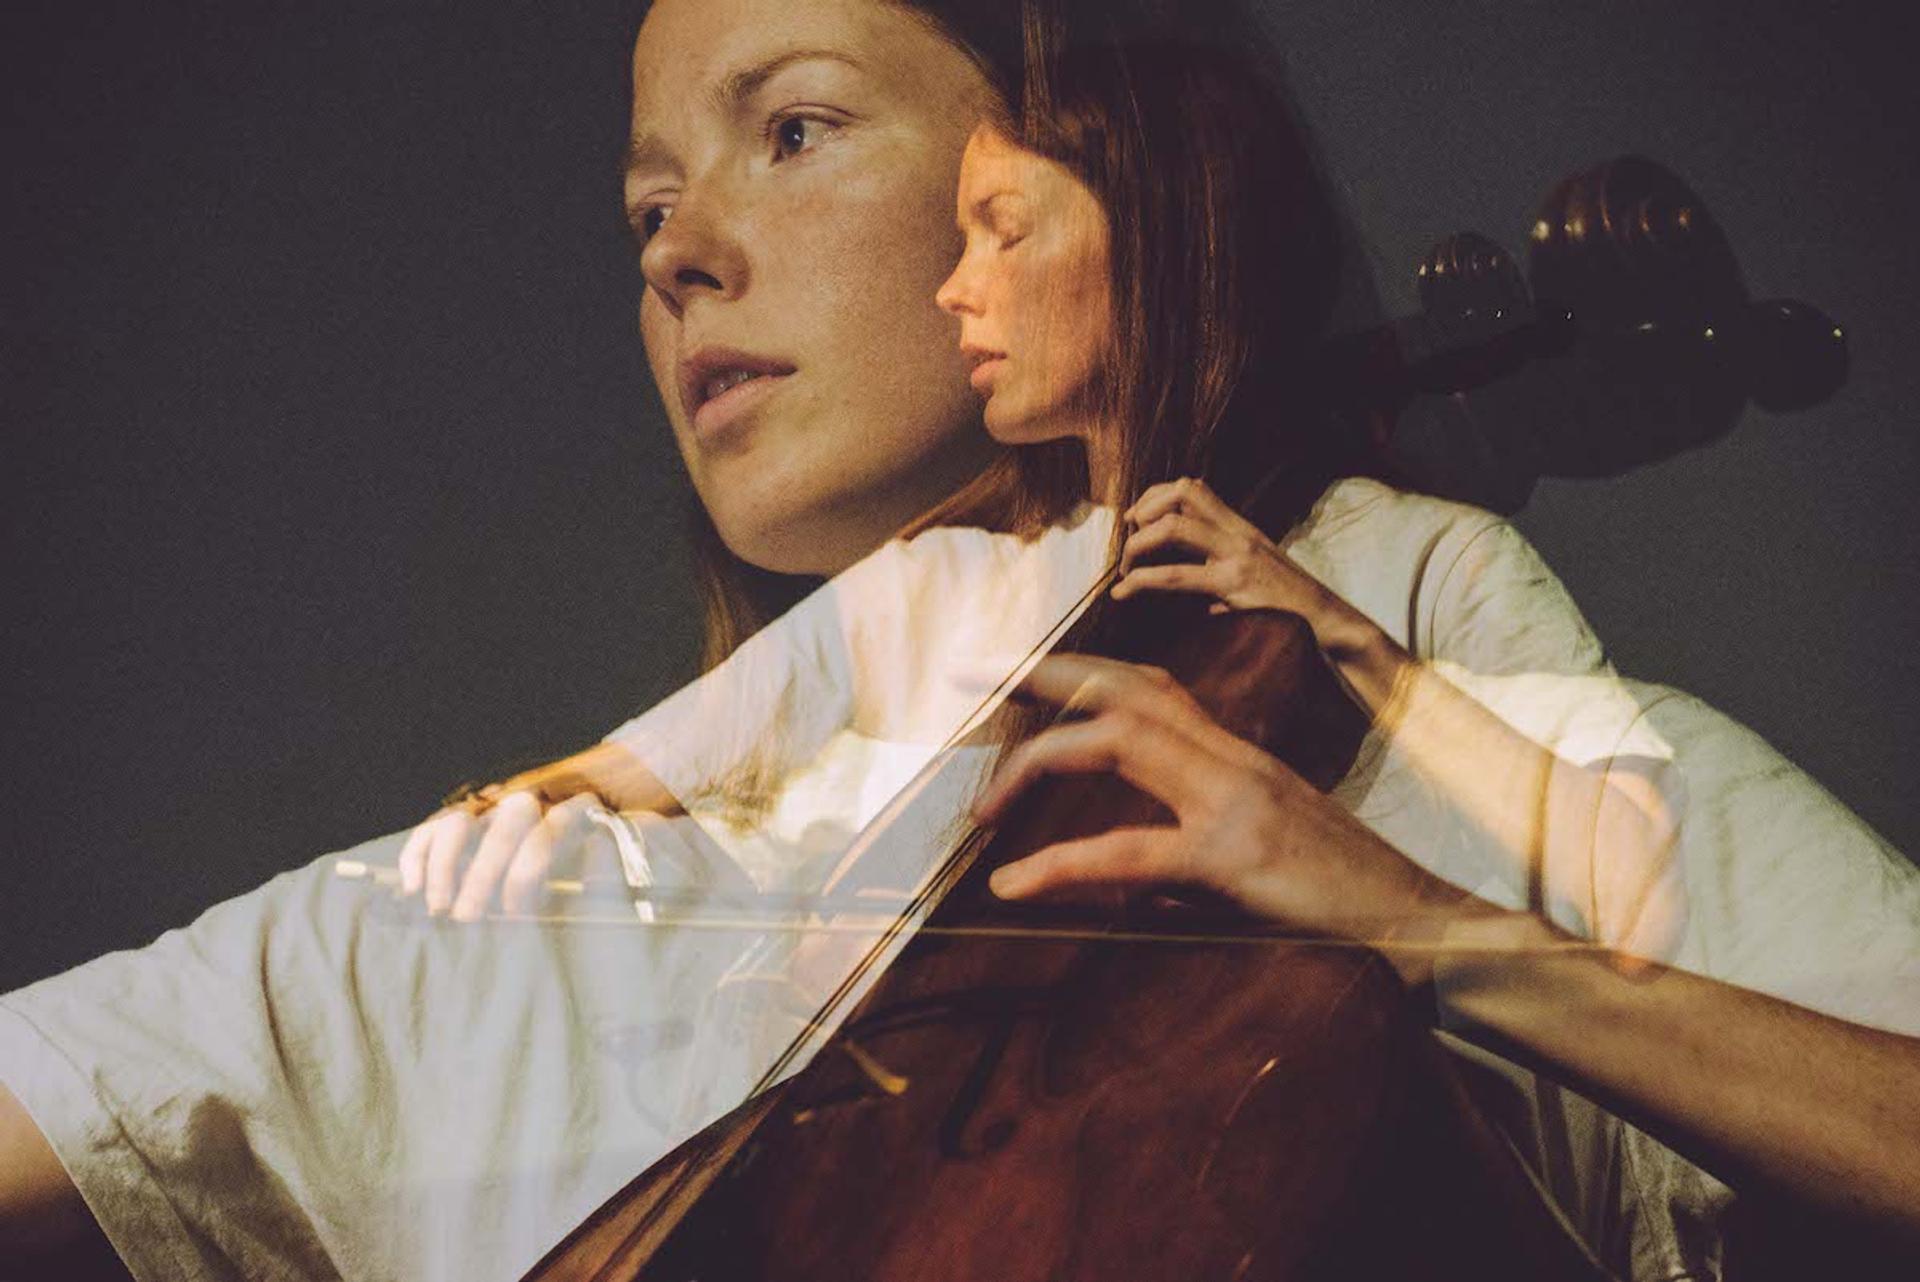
[1419,907,1920,1236]
[1322,623,1674,944]
[496,740,683,815]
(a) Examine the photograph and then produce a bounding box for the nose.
[935,250,981,318]
[639,191,748,317]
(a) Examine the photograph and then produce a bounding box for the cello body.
[523,597,1604,1282]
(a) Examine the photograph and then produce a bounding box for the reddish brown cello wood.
[522,603,1604,1282]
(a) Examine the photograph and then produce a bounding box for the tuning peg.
[1415,231,1533,347]
[1736,299,1850,412]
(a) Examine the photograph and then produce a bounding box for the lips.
[677,345,798,443]
[960,342,1008,396]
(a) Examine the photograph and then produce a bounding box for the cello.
[516,156,1847,1282]
[522,592,1605,1282]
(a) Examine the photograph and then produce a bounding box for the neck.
[1080,422,1126,509]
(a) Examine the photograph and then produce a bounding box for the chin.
[726,532,828,576]
[709,509,823,576]
[690,445,846,575]
[707,492,873,577]
[983,399,1066,447]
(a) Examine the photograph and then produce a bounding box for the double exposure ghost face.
[936,124,1114,451]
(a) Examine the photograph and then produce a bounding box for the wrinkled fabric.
[5,478,1915,1281]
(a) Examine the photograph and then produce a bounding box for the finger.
[989,826,1182,899]
[1129,477,1272,549]
[1111,561,1234,602]
[975,712,1229,826]
[1125,476,1214,527]
[499,817,557,916]
[1123,479,1180,528]
[1166,476,1255,534]
[502,794,602,914]
[1012,654,1199,725]
[1014,655,1269,772]
[423,809,476,917]
[451,790,544,922]
[398,812,449,897]
[1119,513,1233,573]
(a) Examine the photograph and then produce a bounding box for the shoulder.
[1290,478,1604,675]
[868,504,1116,616]
[1286,476,1501,607]
[825,507,1118,737]
[888,503,1116,577]
[1295,474,1496,542]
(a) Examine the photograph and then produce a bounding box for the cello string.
[334,864,1627,956]
[730,554,1130,1098]
[706,462,1445,1091]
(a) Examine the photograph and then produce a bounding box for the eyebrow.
[623,48,864,180]
[966,192,1025,225]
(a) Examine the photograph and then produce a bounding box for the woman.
[396,0,1359,922]
[445,3,1918,1274]
[0,1,1044,1277]
[3,4,1911,1282]
[0,2,1521,1275]
[919,14,1920,1271]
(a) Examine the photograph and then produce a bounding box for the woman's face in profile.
[626,0,998,575]
[937,125,1113,448]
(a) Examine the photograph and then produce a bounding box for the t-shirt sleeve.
[1423,517,1609,679]
[1626,689,1920,1035]
[1409,663,1690,953]
[599,558,880,808]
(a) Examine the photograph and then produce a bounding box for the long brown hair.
[687,0,1358,666]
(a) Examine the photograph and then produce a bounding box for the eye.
[628,203,673,249]
[769,111,838,162]
[982,196,1030,249]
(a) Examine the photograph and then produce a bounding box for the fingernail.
[991,865,1038,899]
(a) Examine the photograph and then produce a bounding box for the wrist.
[1372,885,1508,989]
[502,757,612,808]
[1422,909,1592,1040]
[1308,594,1382,663]
[1327,625,1415,727]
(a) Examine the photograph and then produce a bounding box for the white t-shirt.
[1297,481,1920,1279]
[1291,480,1919,1278]
[597,504,1118,1129]
[4,477,1914,1282]
[602,500,1115,894]
[600,474,1920,1279]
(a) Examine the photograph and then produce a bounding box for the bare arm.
[486,739,684,816]
[0,1083,135,1279]
[980,653,1920,1244]
[1426,905,1920,1237]
[399,739,685,919]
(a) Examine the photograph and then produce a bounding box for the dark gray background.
[4,1,1915,992]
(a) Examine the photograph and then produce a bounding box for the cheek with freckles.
[637,136,988,569]
[746,127,977,478]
